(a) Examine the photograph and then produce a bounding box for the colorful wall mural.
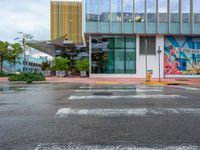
[164,36,200,75]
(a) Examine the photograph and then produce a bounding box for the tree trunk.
[14,60,16,73]
[0,55,3,72]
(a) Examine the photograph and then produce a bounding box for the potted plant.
[75,59,89,77]
[52,57,69,77]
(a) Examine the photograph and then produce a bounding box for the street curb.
[95,82,120,85]
[142,82,168,86]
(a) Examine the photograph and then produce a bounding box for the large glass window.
[182,0,190,23]
[159,0,168,23]
[147,0,156,22]
[99,0,110,22]
[135,0,145,22]
[140,37,156,55]
[86,0,98,22]
[111,0,122,22]
[123,0,134,22]
[115,49,124,73]
[194,0,200,23]
[126,37,136,73]
[91,36,136,74]
[170,0,179,23]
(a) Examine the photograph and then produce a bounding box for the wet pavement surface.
[0,83,200,150]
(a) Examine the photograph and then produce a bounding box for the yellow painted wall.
[50,1,82,44]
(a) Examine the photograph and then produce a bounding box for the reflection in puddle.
[0,87,26,93]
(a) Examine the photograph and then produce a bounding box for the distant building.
[3,49,53,73]
[83,0,200,78]
[30,1,88,64]
[50,0,82,45]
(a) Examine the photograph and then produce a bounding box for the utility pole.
[157,46,162,82]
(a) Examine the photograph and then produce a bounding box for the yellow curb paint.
[96,82,120,85]
[143,82,168,86]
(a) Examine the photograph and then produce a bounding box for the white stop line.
[56,108,200,117]
[75,89,163,92]
[35,143,200,150]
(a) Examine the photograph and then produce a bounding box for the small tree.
[7,43,23,72]
[75,59,89,72]
[52,57,70,71]
[0,41,9,72]
[41,61,50,71]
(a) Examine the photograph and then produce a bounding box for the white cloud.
[0,0,82,43]
[0,0,50,43]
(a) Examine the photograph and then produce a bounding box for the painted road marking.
[55,108,200,117]
[34,143,200,150]
[79,85,164,90]
[75,89,163,92]
[169,86,200,91]
[69,95,187,100]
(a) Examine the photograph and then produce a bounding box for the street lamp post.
[22,38,26,73]
[145,39,148,82]
[157,46,162,82]
[15,32,33,73]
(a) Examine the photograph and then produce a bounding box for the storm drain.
[93,92,113,96]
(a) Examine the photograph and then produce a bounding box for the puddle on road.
[93,92,113,96]
[0,87,26,94]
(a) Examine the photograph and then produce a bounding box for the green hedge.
[8,73,46,83]
[0,72,14,77]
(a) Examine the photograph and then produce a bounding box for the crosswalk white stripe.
[75,89,163,92]
[35,143,200,150]
[56,108,200,117]
[69,95,187,100]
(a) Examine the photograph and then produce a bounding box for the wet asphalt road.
[0,83,200,150]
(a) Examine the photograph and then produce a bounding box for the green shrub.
[0,72,14,77]
[8,73,45,83]
[52,57,70,71]
[75,59,89,71]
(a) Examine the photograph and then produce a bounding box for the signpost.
[157,46,162,82]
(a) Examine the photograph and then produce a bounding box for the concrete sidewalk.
[0,77,8,83]
[0,77,200,87]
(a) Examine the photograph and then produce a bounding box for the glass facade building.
[85,0,200,34]
[82,0,200,77]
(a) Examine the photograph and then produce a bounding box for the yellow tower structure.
[50,0,82,44]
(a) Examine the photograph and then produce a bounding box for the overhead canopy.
[28,34,77,56]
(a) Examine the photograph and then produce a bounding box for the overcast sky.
[0,0,80,43]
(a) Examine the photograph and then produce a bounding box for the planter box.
[56,70,66,77]
[43,70,51,77]
[80,70,87,77]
